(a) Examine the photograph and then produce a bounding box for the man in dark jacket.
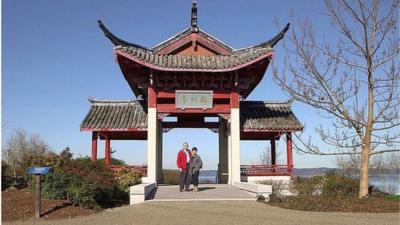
[176,142,191,192]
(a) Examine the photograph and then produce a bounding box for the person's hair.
[183,142,188,146]
[192,147,198,151]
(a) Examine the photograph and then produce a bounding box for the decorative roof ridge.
[197,28,235,51]
[151,28,235,53]
[88,98,142,105]
[98,20,151,51]
[242,99,294,106]
[149,27,190,51]
[233,23,290,54]
[191,0,199,32]
[257,23,290,48]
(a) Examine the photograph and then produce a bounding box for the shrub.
[118,172,142,191]
[322,172,358,197]
[2,160,13,190]
[39,157,127,208]
[67,180,98,208]
[40,169,72,199]
[292,176,323,197]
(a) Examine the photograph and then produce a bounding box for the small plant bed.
[2,190,99,222]
[266,173,400,213]
[269,195,399,213]
[2,145,141,222]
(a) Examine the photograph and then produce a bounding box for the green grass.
[385,195,400,201]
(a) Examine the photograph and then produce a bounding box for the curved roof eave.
[98,20,150,50]
[98,20,290,53]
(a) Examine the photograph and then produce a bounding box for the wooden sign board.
[28,167,53,175]
[175,90,213,109]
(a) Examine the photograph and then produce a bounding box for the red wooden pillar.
[148,76,157,108]
[286,132,293,174]
[91,132,98,161]
[270,139,276,166]
[105,135,111,168]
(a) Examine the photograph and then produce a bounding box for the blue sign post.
[27,167,53,218]
[28,167,53,176]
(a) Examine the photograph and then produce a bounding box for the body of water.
[198,170,399,195]
[369,175,399,195]
[198,170,218,184]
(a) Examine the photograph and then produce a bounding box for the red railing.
[240,165,293,176]
[110,165,147,177]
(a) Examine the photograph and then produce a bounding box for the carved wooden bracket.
[218,113,230,120]
[157,113,170,120]
[208,128,219,133]
[162,128,173,133]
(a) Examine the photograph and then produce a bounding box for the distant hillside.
[293,167,399,177]
[293,167,337,177]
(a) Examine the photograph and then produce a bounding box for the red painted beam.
[230,91,239,108]
[242,128,304,132]
[80,128,147,132]
[162,122,219,128]
[157,103,230,114]
[157,91,231,100]
[240,132,279,140]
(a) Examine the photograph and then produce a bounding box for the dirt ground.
[2,191,98,222]
[3,200,399,225]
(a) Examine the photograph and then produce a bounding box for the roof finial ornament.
[191,0,199,32]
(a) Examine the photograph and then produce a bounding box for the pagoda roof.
[80,99,303,132]
[99,20,289,72]
[96,2,290,101]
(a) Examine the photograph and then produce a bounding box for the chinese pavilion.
[80,2,303,185]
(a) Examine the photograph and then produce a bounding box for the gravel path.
[4,201,399,225]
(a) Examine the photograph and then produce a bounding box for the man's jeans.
[179,163,190,191]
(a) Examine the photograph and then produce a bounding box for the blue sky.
[2,0,338,169]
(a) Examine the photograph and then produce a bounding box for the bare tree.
[336,153,360,178]
[259,146,281,165]
[2,129,51,182]
[273,0,399,198]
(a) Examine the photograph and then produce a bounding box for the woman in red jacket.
[176,142,191,192]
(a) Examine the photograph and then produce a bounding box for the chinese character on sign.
[175,90,213,109]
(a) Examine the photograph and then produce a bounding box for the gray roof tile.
[240,101,303,131]
[81,99,303,131]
